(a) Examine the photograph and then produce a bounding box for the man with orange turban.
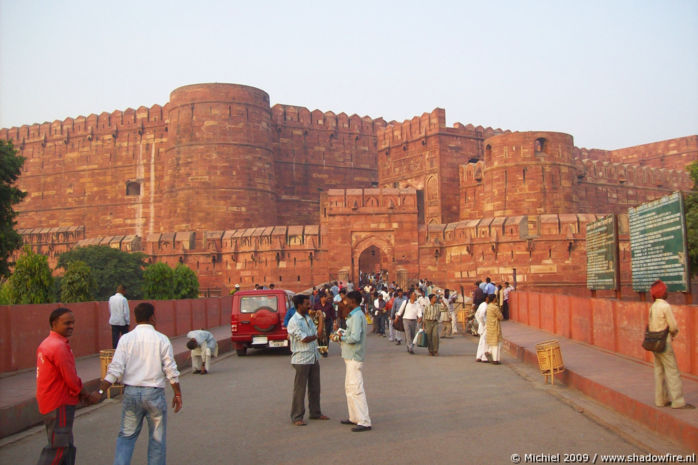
[648,280,694,409]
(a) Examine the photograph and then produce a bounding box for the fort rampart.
[1,83,695,295]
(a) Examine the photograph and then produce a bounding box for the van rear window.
[240,296,278,314]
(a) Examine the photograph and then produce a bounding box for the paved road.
[0,331,660,464]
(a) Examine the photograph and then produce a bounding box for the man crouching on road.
[186,329,218,375]
[336,290,372,432]
[287,294,329,426]
[97,302,182,465]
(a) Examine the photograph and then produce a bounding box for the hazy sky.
[1,0,696,149]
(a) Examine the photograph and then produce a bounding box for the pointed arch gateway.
[352,235,394,284]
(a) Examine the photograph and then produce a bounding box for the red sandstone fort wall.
[0,83,396,239]
[1,83,695,296]
[459,133,691,221]
[377,108,505,224]
[418,213,591,293]
[579,136,697,171]
[0,105,168,238]
[270,105,385,225]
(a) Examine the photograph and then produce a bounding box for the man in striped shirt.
[287,294,329,426]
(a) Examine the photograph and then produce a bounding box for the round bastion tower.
[482,131,576,217]
[162,83,277,232]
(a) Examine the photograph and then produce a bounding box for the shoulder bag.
[393,300,406,332]
[642,307,669,353]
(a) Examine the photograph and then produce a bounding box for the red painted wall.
[0,296,232,374]
[510,291,697,376]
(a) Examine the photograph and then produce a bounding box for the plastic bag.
[413,329,428,347]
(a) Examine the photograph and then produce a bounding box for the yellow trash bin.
[535,340,565,385]
[99,349,123,398]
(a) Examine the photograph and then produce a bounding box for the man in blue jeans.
[97,302,182,465]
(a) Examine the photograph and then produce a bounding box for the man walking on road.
[395,290,423,354]
[36,308,99,465]
[108,285,130,349]
[287,294,329,426]
[390,289,406,344]
[423,294,443,356]
[98,302,182,465]
[337,290,372,432]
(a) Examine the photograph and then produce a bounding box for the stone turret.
[163,83,278,232]
[482,131,576,217]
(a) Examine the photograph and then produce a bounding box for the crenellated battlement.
[577,158,691,191]
[271,104,385,134]
[376,108,507,148]
[0,103,168,145]
[427,213,595,246]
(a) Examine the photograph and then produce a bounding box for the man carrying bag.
[645,280,694,409]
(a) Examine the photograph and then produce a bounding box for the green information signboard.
[586,215,618,290]
[629,192,689,292]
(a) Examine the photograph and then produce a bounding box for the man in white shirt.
[442,289,458,335]
[98,302,182,465]
[395,290,423,354]
[108,285,130,349]
[502,282,514,320]
[186,329,218,375]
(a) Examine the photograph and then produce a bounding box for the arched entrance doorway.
[358,246,382,277]
[352,236,395,286]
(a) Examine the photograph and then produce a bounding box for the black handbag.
[393,315,405,332]
[642,326,668,352]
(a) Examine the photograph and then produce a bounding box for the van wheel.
[236,348,247,356]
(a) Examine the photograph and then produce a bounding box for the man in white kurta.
[186,330,218,374]
[475,300,488,362]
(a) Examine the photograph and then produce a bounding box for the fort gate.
[322,188,420,288]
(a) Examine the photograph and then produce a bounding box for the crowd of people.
[34,275,517,464]
[469,279,514,364]
[33,273,695,464]
[42,273,697,463]
[306,276,467,358]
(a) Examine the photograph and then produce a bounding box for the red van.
[230,289,294,355]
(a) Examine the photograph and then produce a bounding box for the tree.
[173,264,199,299]
[143,262,175,300]
[0,140,27,279]
[0,280,11,304]
[7,246,54,304]
[60,260,96,302]
[685,161,698,276]
[57,246,146,300]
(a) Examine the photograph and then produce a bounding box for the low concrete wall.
[509,291,697,376]
[0,297,233,374]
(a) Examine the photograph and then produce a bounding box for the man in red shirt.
[36,307,98,465]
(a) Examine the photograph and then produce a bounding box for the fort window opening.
[126,181,141,196]
[485,144,492,162]
[535,138,547,153]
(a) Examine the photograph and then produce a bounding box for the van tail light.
[231,315,239,333]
